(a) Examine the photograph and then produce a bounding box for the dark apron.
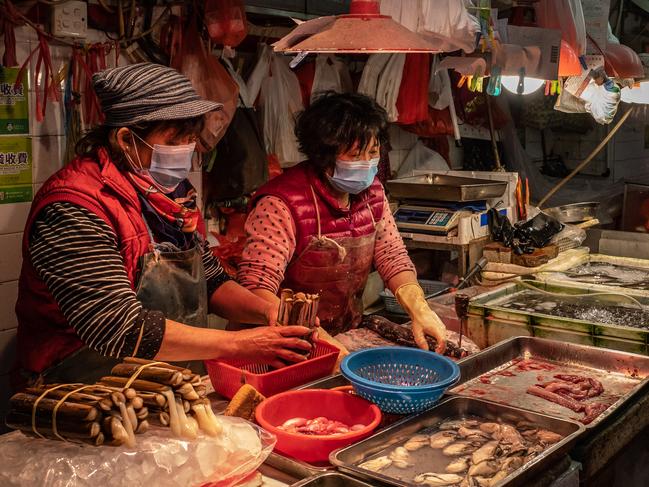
[38,233,208,384]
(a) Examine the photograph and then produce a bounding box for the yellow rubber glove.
[394,283,447,354]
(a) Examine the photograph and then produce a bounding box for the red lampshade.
[604,43,644,79]
[558,40,581,77]
[273,0,441,54]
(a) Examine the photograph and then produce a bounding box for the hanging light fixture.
[558,40,581,77]
[602,43,644,79]
[501,72,545,95]
[272,0,441,54]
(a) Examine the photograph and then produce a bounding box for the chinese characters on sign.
[0,137,33,204]
[0,67,29,135]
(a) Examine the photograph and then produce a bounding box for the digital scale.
[386,174,509,237]
[393,205,465,234]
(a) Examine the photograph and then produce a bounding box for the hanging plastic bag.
[380,0,419,31]
[396,140,448,178]
[171,19,239,151]
[310,55,351,102]
[375,53,406,122]
[223,57,253,108]
[260,53,304,166]
[429,60,452,110]
[204,0,247,48]
[580,81,621,125]
[358,54,392,100]
[535,0,586,56]
[246,44,273,106]
[418,0,480,54]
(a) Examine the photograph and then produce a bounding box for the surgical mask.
[327,157,379,195]
[128,132,196,192]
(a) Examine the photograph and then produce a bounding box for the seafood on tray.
[527,374,610,424]
[277,416,365,436]
[357,416,564,486]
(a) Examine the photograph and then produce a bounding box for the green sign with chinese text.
[0,136,32,204]
[0,67,29,135]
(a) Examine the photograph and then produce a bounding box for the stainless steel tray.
[386,174,508,202]
[451,336,649,428]
[291,472,378,487]
[330,396,584,487]
[258,463,304,486]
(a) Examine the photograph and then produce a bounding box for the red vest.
[253,162,385,256]
[14,148,151,376]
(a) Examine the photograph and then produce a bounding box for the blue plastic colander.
[340,347,460,414]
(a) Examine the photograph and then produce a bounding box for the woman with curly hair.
[238,92,447,353]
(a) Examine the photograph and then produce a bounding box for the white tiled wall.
[0,26,193,429]
[525,119,649,183]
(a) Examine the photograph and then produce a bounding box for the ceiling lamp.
[558,40,581,77]
[603,43,644,79]
[501,76,545,95]
[272,0,441,54]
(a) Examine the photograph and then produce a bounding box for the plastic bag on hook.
[171,19,239,151]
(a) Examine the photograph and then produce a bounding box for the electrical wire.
[12,2,171,53]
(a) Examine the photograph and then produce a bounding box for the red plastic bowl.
[255,389,382,465]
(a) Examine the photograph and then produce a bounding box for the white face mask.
[128,132,196,192]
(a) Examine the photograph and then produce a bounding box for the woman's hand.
[230,325,312,369]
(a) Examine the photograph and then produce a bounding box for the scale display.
[393,205,461,234]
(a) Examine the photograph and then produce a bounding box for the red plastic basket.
[205,338,339,399]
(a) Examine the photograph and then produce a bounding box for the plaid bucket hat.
[93,62,222,127]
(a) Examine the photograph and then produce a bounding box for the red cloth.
[252,162,384,257]
[396,53,431,125]
[402,106,454,137]
[294,60,316,108]
[14,148,205,376]
[127,171,200,234]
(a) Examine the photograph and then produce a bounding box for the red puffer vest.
[253,162,385,255]
[14,148,151,377]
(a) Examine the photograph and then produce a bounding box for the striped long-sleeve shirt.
[29,202,230,359]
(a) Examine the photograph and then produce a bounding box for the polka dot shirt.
[237,195,415,293]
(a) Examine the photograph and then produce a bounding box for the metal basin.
[545,202,599,223]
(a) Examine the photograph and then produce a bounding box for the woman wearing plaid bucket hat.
[13,63,311,386]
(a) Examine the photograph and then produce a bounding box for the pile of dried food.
[7,358,220,447]
[358,416,563,486]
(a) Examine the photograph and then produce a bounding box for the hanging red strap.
[15,32,59,122]
[77,45,104,126]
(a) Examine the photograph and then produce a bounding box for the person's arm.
[29,203,310,366]
[237,195,297,296]
[201,240,277,324]
[29,202,165,359]
[373,196,417,291]
[372,197,447,353]
[155,320,311,369]
[210,280,278,325]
